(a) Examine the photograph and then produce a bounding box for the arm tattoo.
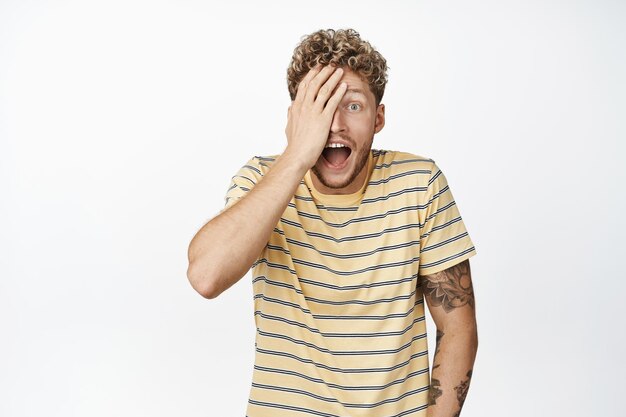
[428,377,443,406]
[452,369,473,416]
[420,259,474,313]
[428,329,445,405]
[435,329,444,355]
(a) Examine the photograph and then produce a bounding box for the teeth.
[325,143,347,148]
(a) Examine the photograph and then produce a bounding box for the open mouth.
[321,146,352,169]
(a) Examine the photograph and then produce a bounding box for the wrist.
[280,146,315,174]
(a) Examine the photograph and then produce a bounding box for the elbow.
[200,282,220,300]
[187,262,220,299]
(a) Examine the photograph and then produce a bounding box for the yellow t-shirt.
[223,149,477,417]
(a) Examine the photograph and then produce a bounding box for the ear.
[374,103,385,134]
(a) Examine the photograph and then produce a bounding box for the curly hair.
[287,28,388,106]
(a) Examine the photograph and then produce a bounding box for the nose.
[330,107,345,134]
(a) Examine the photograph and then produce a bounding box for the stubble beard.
[312,136,374,190]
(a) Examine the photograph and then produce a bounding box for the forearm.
[426,326,478,417]
[187,150,308,298]
[188,64,348,298]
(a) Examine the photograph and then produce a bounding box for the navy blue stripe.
[252,275,420,307]
[267,238,419,259]
[421,184,450,215]
[255,345,428,372]
[232,174,256,185]
[273,222,422,243]
[420,216,465,240]
[421,231,470,252]
[248,399,429,417]
[253,272,419,293]
[253,364,429,391]
[423,191,453,222]
[291,183,428,212]
[281,204,426,229]
[420,247,476,270]
[255,314,426,340]
[253,291,424,321]
[292,255,419,275]
[259,283,419,308]
[361,185,426,204]
[241,163,263,176]
[367,169,428,186]
[428,166,442,186]
[253,255,419,276]
[248,399,342,417]
[251,382,429,409]
[296,273,419,292]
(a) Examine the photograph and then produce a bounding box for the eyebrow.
[345,88,367,97]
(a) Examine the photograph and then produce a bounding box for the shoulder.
[235,154,280,177]
[372,148,436,178]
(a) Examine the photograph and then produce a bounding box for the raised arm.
[420,259,478,417]
[186,64,348,299]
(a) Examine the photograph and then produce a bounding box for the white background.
[1,0,624,416]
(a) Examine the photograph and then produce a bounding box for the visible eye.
[348,103,361,111]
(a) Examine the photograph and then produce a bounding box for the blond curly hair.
[287,28,388,105]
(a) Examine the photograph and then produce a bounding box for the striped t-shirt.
[223,148,477,417]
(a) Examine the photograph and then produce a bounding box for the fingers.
[303,65,340,104]
[293,63,322,105]
[322,82,348,117]
[314,67,344,109]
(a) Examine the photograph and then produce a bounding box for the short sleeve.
[418,160,477,276]
[221,156,264,213]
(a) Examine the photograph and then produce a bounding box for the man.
[187,28,478,417]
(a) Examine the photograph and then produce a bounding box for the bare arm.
[420,259,478,417]
[187,153,307,298]
[187,64,348,299]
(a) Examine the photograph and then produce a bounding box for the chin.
[312,162,359,190]
[319,176,354,190]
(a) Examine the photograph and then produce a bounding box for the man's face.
[310,67,385,194]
